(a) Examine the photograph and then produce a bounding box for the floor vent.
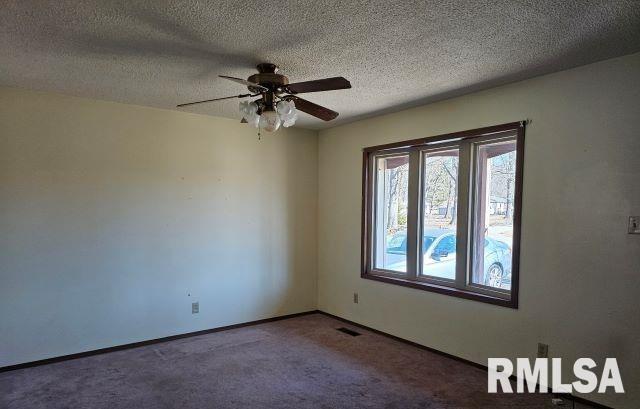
[337,327,361,337]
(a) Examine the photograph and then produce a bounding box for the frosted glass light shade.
[276,100,292,115]
[239,100,297,132]
[259,110,280,132]
[240,101,260,128]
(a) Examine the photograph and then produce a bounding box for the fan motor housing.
[248,64,288,93]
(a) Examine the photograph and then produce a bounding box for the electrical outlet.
[353,292,359,304]
[192,302,199,314]
[629,216,640,234]
[537,342,548,358]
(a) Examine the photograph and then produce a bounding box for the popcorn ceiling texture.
[1,0,639,129]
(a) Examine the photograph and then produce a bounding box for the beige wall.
[317,53,640,408]
[2,53,639,408]
[0,87,318,367]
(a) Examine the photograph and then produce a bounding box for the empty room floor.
[0,313,595,408]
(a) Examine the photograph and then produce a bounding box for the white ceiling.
[2,1,639,129]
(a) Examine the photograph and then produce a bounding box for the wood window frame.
[361,121,525,308]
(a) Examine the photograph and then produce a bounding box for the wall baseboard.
[0,308,616,408]
[316,310,615,409]
[0,310,318,373]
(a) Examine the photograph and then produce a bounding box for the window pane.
[470,139,516,290]
[421,150,459,280]
[373,155,410,272]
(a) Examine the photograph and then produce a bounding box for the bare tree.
[490,152,515,220]
[386,163,409,232]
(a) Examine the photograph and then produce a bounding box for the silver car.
[383,228,512,289]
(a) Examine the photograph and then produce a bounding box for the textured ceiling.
[2,1,640,129]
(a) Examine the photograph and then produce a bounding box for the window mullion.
[405,149,421,280]
[455,141,472,289]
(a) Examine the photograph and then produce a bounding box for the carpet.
[0,313,593,408]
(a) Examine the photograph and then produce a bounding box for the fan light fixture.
[240,99,298,132]
[177,63,351,135]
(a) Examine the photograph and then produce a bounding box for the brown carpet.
[0,313,593,408]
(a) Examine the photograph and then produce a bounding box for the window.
[421,149,459,281]
[361,122,524,307]
[373,155,409,272]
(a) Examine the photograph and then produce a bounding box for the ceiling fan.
[177,63,351,132]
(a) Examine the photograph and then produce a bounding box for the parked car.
[383,228,511,289]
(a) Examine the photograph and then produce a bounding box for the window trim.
[370,152,411,277]
[361,121,525,308]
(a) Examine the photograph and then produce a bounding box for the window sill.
[361,272,518,308]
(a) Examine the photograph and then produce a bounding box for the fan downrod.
[256,63,278,74]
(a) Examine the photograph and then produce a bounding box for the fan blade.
[285,77,351,94]
[286,96,338,121]
[177,94,252,108]
[219,75,268,91]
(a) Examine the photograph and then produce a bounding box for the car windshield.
[423,236,436,252]
[387,233,437,255]
[387,233,405,250]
